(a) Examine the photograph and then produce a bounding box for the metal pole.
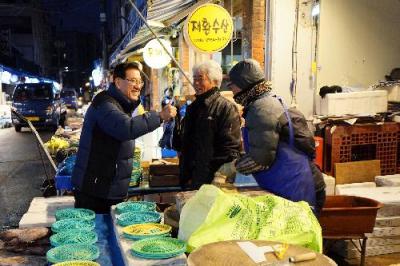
[100,0,108,70]
[264,0,273,80]
[127,0,194,88]
[59,69,63,89]
[11,109,57,172]
[0,68,3,105]
[230,0,233,67]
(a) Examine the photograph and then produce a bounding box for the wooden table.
[188,240,336,266]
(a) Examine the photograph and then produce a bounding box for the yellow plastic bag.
[178,185,322,252]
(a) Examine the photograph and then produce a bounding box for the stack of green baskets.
[130,147,142,187]
[115,201,156,214]
[122,223,172,240]
[47,244,100,264]
[48,208,99,264]
[55,208,96,221]
[50,230,98,247]
[51,218,96,233]
[117,211,161,227]
[131,237,186,259]
[53,261,100,266]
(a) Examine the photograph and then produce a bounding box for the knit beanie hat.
[228,59,265,91]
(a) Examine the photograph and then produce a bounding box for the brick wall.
[179,34,194,96]
[242,0,265,69]
[150,68,160,110]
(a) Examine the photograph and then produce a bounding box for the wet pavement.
[0,127,53,230]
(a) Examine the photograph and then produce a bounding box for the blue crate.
[161,148,177,158]
[55,175,73,191]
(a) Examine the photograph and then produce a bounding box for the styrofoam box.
[322,173,335,195]
[319,90,387,116]
[385,85,400,102]
[335,181,376,195]
[375,174,400,187]
[335,186,400,205]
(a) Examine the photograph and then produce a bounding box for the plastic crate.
[314,136,323,170]
[323,123,398,176]
[397,131,400,173]
[55,175,73,191]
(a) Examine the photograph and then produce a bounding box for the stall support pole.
[127,0,194,89]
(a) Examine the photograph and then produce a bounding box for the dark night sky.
[41,0,101,34]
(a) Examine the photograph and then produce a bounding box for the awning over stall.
[109,0,211,66]
[109,0,147,66]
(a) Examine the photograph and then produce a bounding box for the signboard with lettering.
[143,39,172,69]
[184,4,233,53]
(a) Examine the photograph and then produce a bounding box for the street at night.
[2,0,400,265]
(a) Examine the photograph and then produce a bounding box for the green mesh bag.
[50,230,98,247]
[117,211,161,227]
[115,201,156,214]
[52,219,95,233]
[53,261,100,266]
[55,208,96,221]
[131,237,186,259]
[46,244,100,264]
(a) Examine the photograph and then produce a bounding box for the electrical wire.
[290,0,300,105]
[312,0,320,114]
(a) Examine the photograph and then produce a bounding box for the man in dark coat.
[173,60,241,189]
[72,62,176,213]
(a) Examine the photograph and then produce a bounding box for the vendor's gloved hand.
[235,154,267,175]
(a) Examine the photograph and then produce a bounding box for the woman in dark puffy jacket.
[228,59,326,217]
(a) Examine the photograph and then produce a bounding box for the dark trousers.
[74,191,123,214]
[314,188,326,219]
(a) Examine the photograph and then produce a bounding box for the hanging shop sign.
[1,70,11,84]
[184,4,233,53]
[143,39,172,69]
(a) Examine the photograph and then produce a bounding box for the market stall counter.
[188,240,337,266]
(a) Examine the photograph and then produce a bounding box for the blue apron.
[242,96,316,208]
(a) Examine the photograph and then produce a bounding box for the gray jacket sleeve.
[96,101,161,141]
[244,98,283,167]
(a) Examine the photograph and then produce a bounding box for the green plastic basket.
[55,208,96,221]
[50,230,98,247]
[115,201,156,214]
[124,232,171,241]
[131,237,186,259]
[53,261,100,266]
[46,244,100,264]
[117,211,161,227]
[122,223,171,240]
[52,219,95,233]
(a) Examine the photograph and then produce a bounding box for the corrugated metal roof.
[147,0,195,22]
